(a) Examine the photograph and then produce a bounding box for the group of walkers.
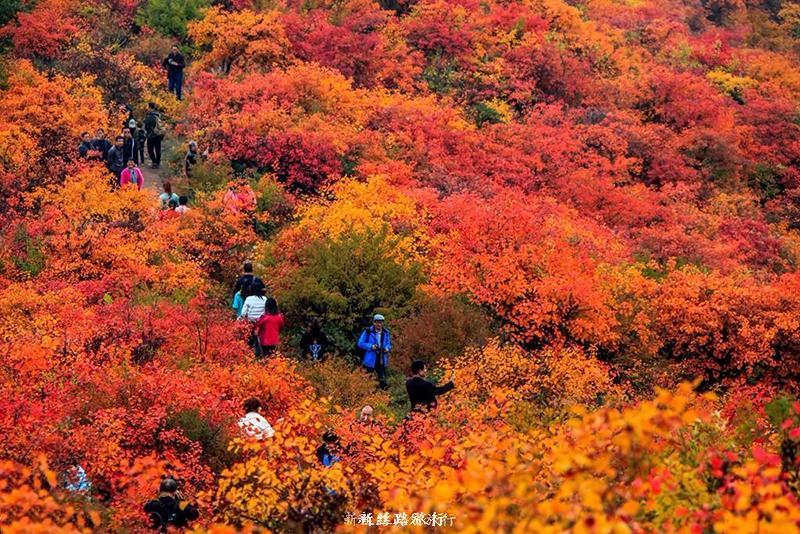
[230,261,455,409]
[77,102,166,188]
[233,263,286,358]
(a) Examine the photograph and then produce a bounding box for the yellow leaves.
[188,7,290,73]
[290,174,429,262]
[707,69,759,99]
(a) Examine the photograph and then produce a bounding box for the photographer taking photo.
[143,477,199,532]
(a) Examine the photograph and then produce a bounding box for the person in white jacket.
[239,281,267,322]
[238,397,275,440]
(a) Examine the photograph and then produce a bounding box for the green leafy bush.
[276,229,424,357]
[136,0,210,39]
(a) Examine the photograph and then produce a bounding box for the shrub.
[276,229,424,356]
[297,356,391,413]
[136,0,210,39]
[391,294,494,373]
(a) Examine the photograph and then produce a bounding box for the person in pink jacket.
[119,159,144,190]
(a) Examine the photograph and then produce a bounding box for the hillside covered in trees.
[2,0,800,531]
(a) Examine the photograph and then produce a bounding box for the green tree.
[136,0,210,39]
[276,229,424,357]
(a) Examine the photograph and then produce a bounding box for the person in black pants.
[144,102,164,168]
[406,360,455,412]
[162,45,185,100]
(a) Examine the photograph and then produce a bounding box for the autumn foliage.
[3,0,800,531]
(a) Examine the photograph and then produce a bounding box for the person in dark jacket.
[406,360,454,412]
[143,477,199,532]
[78,132,93,158]
[300,319,329,361]
[184,141,199,178]
[233,262,258,299]
[358,314,391,389]
[144,102,165,168]
[92,129,112,160]
[136,122,146,165]
[162,45,186,100]
[122,129,138,165]
[107,136,125,181]
[316,431,341,467]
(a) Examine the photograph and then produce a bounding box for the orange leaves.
[188,7,290,74]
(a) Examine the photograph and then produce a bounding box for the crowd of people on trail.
[77,101,166,186]
[57,259,456,531]
[69,43,457,527]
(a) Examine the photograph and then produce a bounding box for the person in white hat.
[357,313,392,389]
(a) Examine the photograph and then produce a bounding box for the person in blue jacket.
[358,314,391,389]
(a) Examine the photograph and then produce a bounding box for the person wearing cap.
[357,314,392,389]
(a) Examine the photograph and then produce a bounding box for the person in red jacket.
[255,297,284,358]
[119,159,144,190]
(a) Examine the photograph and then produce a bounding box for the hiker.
[107,136,126,181]
[62,462,91,494]
[233,262,258,299]
[223,180,256,213]
[163,45,186,100]
[144,102,165,168]
[78,132,94,159]
[316,431,341,467]
[123,107,138,137]
[92,129,112,160]
[120,159,144,190]
[159,199,179,220]
[238,397,275,440]
[239,279,267,322]
[359,405,374,423]
[143,477,199,531]
[176,196,189,215]
[358,314,391,389]
[300,319,329,361]
[122,129,138,165]
[184,141,198,178]
[232,262,256,315]
[159,182,179,209]
[406,360,455,412]
[255,298,284,357]
[136,123,146,165]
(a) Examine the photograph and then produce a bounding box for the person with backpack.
[107,136,125,182]
[358,314,392,389]
[144,102,165,168]
[120,159,144,190]
[159,182,179,209]
[143,477,199,532]
[255,298,284,357]
[163,45,186,100]
[184,141,199,178]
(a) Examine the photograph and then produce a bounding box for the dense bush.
[275,229,424,356]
